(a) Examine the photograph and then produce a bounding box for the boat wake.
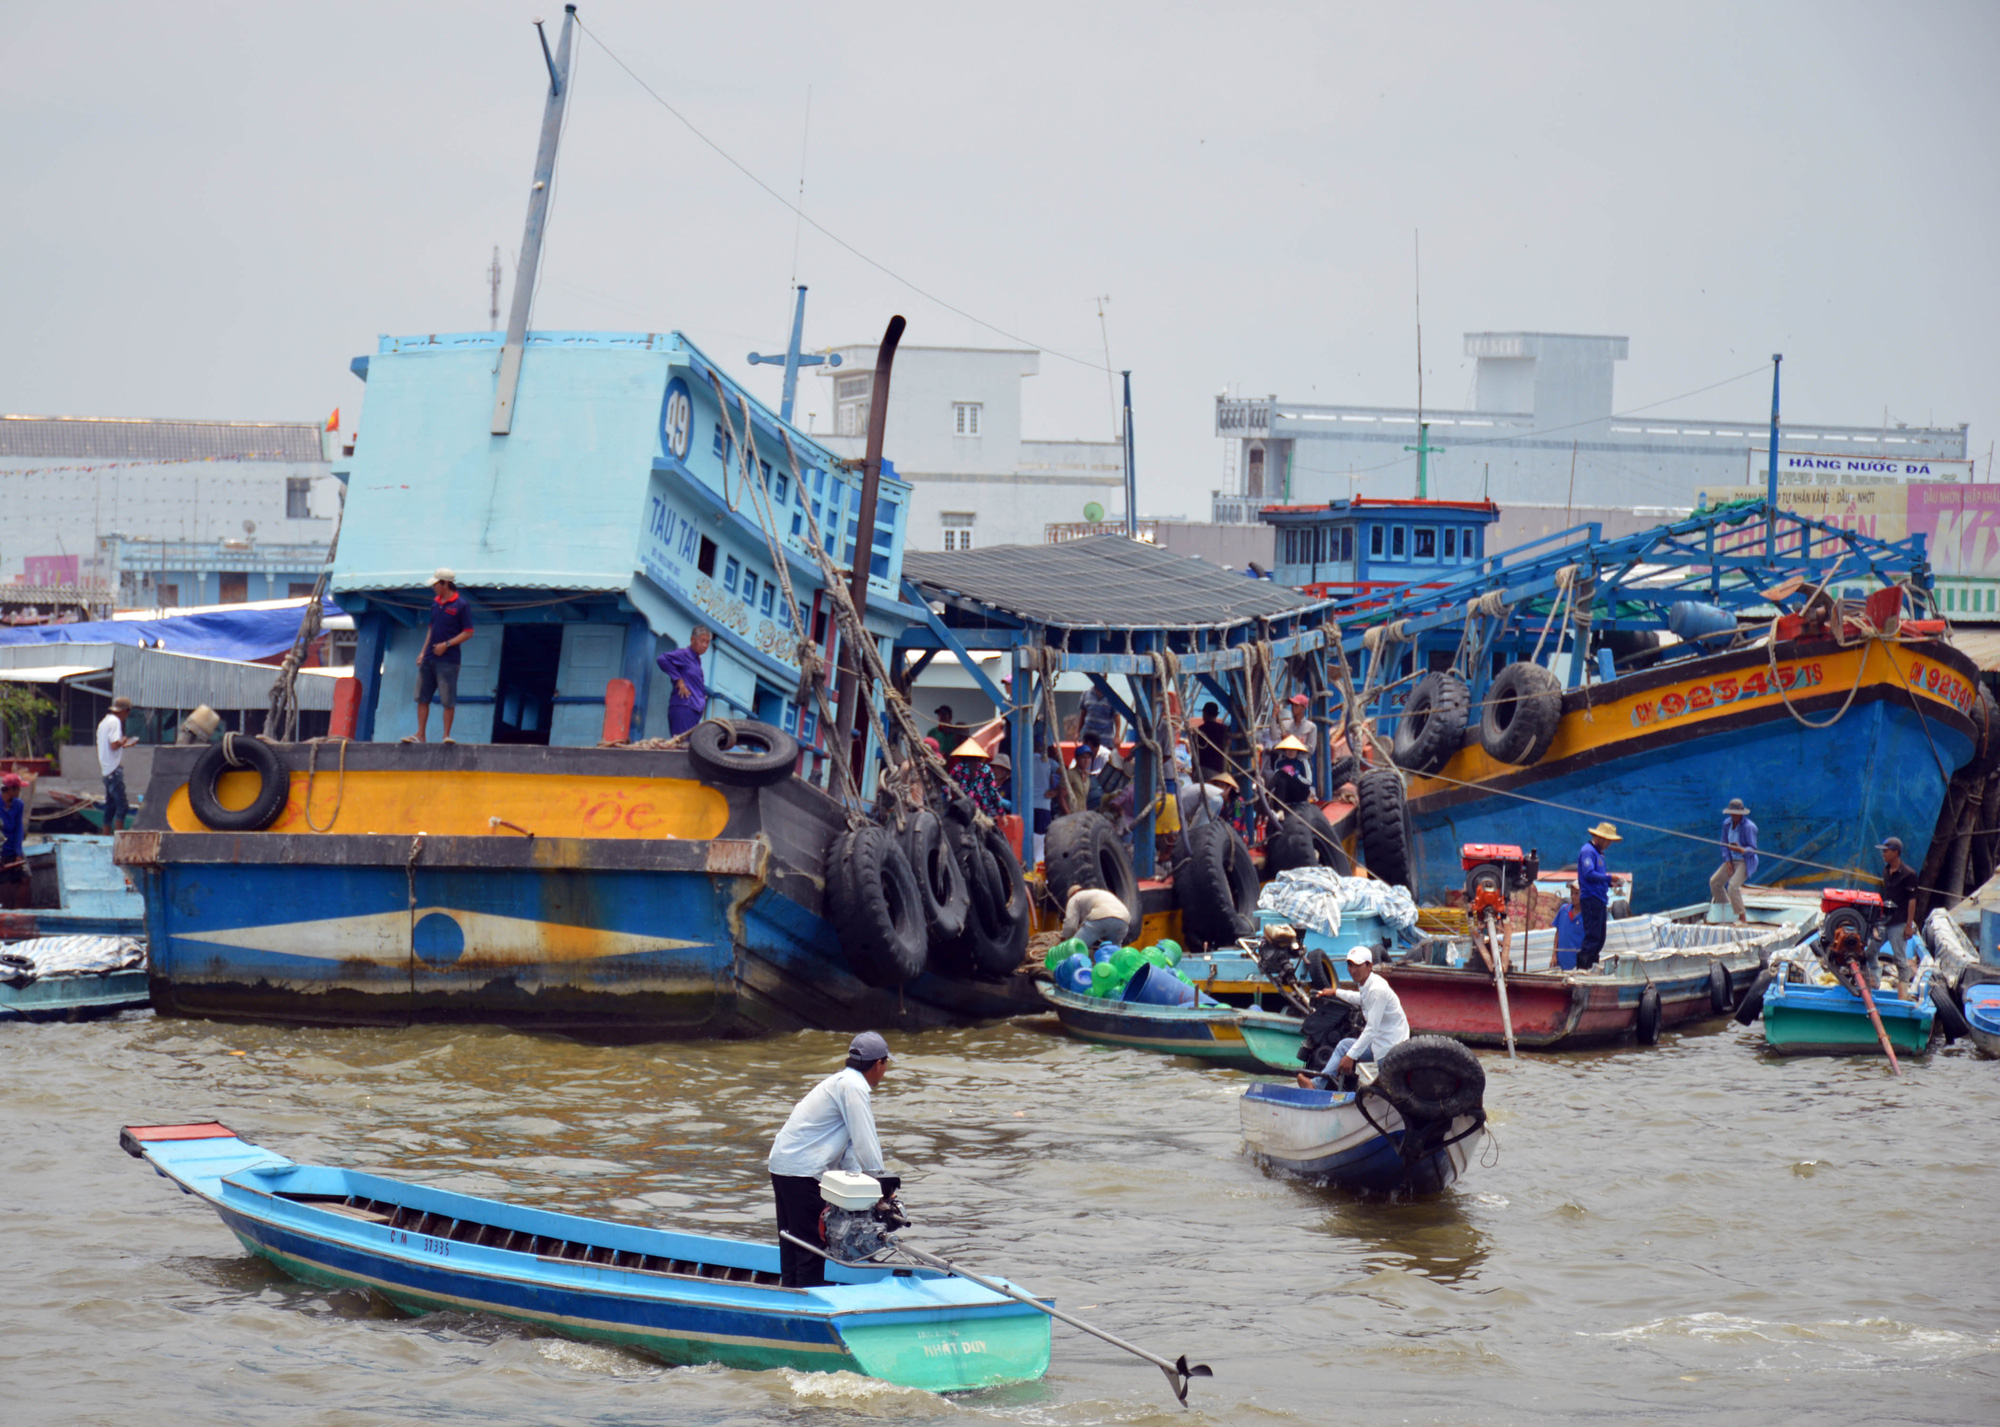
[1592,1311,1998,1370]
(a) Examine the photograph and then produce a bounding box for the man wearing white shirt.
[767,1031,896,1287]
[97,697,138,833]
[1297,946,1409,1090]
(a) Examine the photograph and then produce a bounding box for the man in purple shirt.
[656,625,713,735]
[412,569,474,743]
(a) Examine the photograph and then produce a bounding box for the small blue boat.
[1239,1082,1486,1194]
[0,935,148,1021]
[120,1122,1049,1390]
[1760,966,1936,1057]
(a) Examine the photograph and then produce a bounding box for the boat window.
[1369,525,1385,558]
[1414,527,1436,560]
[1463,526,1477,559]
[1443,527,1457,560]
[791,512,804,538]
[697,537,717,577]
[723,557,740,594]
[1338,526,1354,561]
[1391,526,1407,559]
[760,583,775,617]
[741,573,758,607]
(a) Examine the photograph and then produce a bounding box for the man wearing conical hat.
[1267,734,1314,805]
[1576,821,1621,971]
[946,737,1003,817]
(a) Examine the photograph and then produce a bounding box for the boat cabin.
[333,330,918,761]
[1260,497,1499,597]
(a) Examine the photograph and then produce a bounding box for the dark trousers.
[668,702,703,737]
[771,1174,826,1288]
[1577,896,1608,970]
[102,768,131,831]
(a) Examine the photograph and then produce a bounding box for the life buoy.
[187,734,290,832]
[826,825,928,986]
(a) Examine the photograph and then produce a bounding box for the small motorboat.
[1238,1036,1488,1195]
[1035,981,1262,1070]
[1753,922,1936,1058]
[0,934,148,1021]
[1918,910,2000,1057]
[120,1123,1051,1391]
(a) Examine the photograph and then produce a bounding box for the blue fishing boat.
[0,934,147,1021]
[117,11,1042,1038]
[120,1122,1050,1390]
[2,834,145,939]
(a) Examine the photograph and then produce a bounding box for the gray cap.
[849,1031,891,1062]
[1877,836,1903,854]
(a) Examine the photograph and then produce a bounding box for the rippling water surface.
[4,1008,1995,1425]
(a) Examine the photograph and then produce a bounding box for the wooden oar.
[1479,911,1518,1059]
[1851,972,1901,1075]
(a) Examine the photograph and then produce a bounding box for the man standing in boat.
[1576,822,1621,970]
[412,570,474,744]
[767,1032,898,1288]
[1710,798,1759,925]
[1868,836,1920,996]
[1297,947,1408,1090]
[655,625,712,736]
[96,695,138,832]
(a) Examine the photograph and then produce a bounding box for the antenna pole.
[487,246,502,330]
[1414,228,1424,497]
[1097,297,1117,439]
[1766,354,1783,558]
[1122,370,1137,537]
[491,5,577,436]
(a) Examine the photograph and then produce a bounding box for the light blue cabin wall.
[552,623,624,745]
[370,624,500,742]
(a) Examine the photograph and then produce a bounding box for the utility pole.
[1121,370,1137,538]
[747,286,842,424]
[488,246,502,330]
[491,6,577,436]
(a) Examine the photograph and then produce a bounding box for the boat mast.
[491,6,577,437]
[835,316,905,754]
[1121,370,1137,538]
[1765,353,1783,559]
[747,286,842,424]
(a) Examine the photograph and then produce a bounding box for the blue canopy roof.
[0,601,333,662]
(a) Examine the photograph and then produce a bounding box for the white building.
[0,414,341,606]
[813,345,1126,551]
[1213,332,1971,520]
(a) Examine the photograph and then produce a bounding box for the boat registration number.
[1903,657,1976,715]
[389,1229,451,1257]
[1629,662,1823,728]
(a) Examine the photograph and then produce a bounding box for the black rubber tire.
[1376,1035,1485,1122]
[1465,861,1506,900]
[1355,768,1413,891]
[1610,899,1632,920]
[1480,661,1563,766]
[1391,671,1472,775]
[900,810,968,943]
[1043,813,1138,943]
[1263,809,1319,878]
[1325,754,1359,791]
[1636,983,1663,1044]
[1976,685,2000,774]
[1932,979,1972,1044]
[1732,968,1773,1024]
[1708,961,1732,1016]
[1287,801,1353,874]
[826,825,928,987]
[187,735,290,832]
[687,719,800,786]
[943,821,1032,978]
[1175,821,1256,948]
[941,802,999,911]
[1822,905,1871,954]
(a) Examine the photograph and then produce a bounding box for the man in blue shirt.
[655,625,713,736]
[0,773,27,910]
[412,569,474,743]
[1576,821,1621,970]
[1552,885,1585,969]
[1709,797,1758,925]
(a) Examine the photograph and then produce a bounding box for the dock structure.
[898,536,1338,877]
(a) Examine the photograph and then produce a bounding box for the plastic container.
[1089,962,1120,996]
[1112,946,1143,977]
[1123,962,1200,1008]
[1092,943,1119,964]
[1064,963,1094,994]
[819,1170,882,1210]
[1155,939,1184,966]
[1056,952,1090,986]
[1045,939,1086,973]
[1140,947,1171,969]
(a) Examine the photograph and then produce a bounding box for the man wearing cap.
[928,705,966,754]
[412,570,474,744]
[0,773,27,910]
[1710,799,1759,926]
[767,1032,897,1288]
[1868,836,1920,996]
[97,696,138,833]
[1576,822,1621,971]
[655,625,713,736]
[1296,947,1409,1090]
[1269,692,1319,757]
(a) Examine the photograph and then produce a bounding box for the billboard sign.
[1698,482,2000,578]
[1753,449,1973,484]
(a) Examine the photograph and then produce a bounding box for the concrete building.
[1212,332,1971,519]
[814,345,1126,551]
[0,414,341,608]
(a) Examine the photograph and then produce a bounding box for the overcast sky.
[6,0,1996,517]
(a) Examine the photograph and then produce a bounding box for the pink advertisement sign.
[21,555,79,586]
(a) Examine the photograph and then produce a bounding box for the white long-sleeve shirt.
[1335,973,1410,1061]
[97,713,126,776]
[1060,886,1130,939]
[766,1067,886,1178]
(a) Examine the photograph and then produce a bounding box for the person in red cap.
[0,773,26,909]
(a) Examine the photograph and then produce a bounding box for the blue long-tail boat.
[120,1122,1050,1390]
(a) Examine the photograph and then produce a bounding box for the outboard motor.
[817,1170,908,1263]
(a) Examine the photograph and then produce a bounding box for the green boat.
[1035,983,1269,1070]
[1760,969,1935,1056]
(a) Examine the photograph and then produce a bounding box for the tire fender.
[187,734,291,832]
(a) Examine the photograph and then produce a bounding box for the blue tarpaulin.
[0,601,337,663]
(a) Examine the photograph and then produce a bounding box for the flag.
[325,408,340,432]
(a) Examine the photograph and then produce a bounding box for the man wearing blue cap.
[766,1031,896,1288]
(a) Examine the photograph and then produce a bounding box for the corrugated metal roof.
[0,641,331,710]
[0,414,325,462]
[903,535,1323,630]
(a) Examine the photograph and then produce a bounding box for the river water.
[4,1008,1994,1425]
